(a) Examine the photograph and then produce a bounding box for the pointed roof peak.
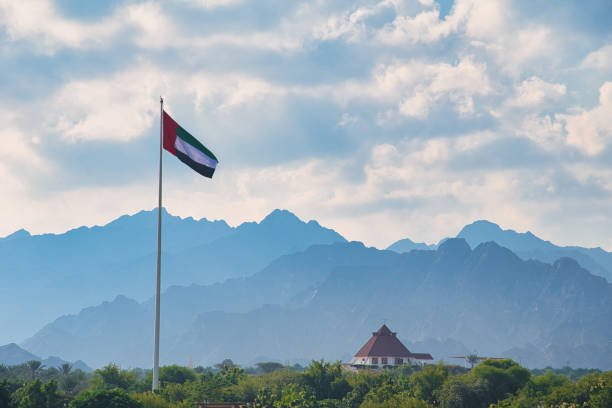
[356,324,410,357]
[376,324,394,336]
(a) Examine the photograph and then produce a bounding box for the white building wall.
[350,356,410,367]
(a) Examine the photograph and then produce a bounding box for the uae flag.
[163,111,218,178]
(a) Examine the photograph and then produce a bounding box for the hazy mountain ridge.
[23,240,612,370]
[0,343,91,372]
[0,209,346,344]
[22,242,393,367]
[387,220,612,282]
[386,237,435,252]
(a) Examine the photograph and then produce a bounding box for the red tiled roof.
[355,324,412,357]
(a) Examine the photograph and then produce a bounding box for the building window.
[395,358,403,365]
[371,357,378,365]
[381,357,388,365]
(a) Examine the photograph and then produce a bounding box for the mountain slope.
[24,240,612,369]
[0,209,345,344]
[165,209,347,285]
[459,221,612,282]
[172,240,611,369]
[23,242,390,368]
[0,343,91,371]
[0,343,39,366]
[0,209,231,344]
[389,220,612,282]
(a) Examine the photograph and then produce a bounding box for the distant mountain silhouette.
[388,220,612,282]
[386,238,435,252]
[458,220,612,282]
[0,209,345,344]
[0,343,91,371]
[23,240,612,370]
[0,343,38,366]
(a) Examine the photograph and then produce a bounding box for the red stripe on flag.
[162,111,178,155]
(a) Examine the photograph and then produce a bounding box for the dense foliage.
[0,359,609,408]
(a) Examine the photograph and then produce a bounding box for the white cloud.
[48,64,286,142]
[463,0,507,39]
[1,0,611,252]
[51,66,162,142]
[313,1,395,43]
[180,0,244,9]
[516,114,565,150]
[512,82,612,155]
[561,81,612,156]
[330,56,492,120]
[0,0,121,53]
[376,1,468,44]
[374,57,492,118]
[581,44,612,71]
[0,0,304,55]
[507,76,566,108]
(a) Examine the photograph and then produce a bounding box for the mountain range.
[0,209,345,343]
[3,210,612,370]
[386,220,612,283]
[21,241,612,370]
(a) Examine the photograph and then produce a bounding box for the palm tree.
[26,360,43,380]
[60,363,72,376]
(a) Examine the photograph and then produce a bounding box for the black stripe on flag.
[175,149,216,178]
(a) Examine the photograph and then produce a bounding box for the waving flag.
[163,111,218,178]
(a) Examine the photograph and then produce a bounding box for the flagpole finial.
[160,96,163,104]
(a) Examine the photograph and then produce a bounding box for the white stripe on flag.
[174,137,217,169]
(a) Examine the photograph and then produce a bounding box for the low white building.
[350,324,433,368]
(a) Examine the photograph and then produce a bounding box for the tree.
[409,363,450,404]
[301,360,350,400]
[60,364,72,377]
[91,364,138,391]
[466,355,479,369]
[11,379,63,408]
[543,371,612,408]
[273,383,315,408]
[159,365,196,385]
[69,389,142,408]
[252,387,276,408]
[25,361,43,381]
[469,359,530,404]
[0,380,13,408]
[59,369,88,397]
[342,371,384,408]
[438,377,488,408]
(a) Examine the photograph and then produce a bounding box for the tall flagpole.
[153,97,163,392]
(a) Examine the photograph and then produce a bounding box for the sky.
[0,0,611,249]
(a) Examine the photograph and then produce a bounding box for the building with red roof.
[350,324,433,368]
